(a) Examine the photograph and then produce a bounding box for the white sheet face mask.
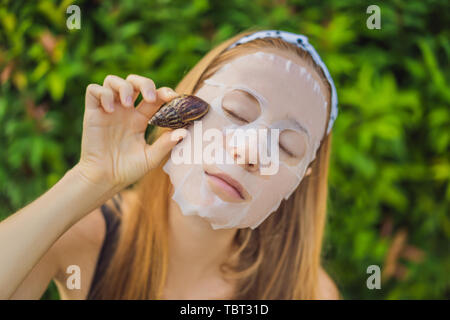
[163,51,328,229]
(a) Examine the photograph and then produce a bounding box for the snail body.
[148,94,210,129]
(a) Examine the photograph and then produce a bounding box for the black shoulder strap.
[86,196,122,299]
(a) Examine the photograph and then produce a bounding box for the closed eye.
[279,143,295,157]
[222,106,249,124]
[222,109,298,157]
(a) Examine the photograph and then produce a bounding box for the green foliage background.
[0,0,448,300]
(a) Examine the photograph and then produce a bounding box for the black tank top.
[86,194,122,299]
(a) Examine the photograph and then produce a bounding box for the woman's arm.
[0,165,115,299]
[0,74,187,299]
[8,207,104,300]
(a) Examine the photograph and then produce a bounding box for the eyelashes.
[222,106,249,124]
[222,105,301,158]
[279,144,295,157]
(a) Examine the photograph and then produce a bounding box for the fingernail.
[172,128,187,142]
[146,90,156,102]
[176,134,186,144]
[126,96,133,107]
[109,103,115,112]
[169,88,178,97]
[178,128,188,139]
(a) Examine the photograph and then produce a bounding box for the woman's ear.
[305,167,312,176]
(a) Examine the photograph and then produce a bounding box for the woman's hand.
[76,74,187,190]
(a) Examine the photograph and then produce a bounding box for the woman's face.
[163,48,329,229]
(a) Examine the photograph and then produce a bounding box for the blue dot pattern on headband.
[226,30,338,135]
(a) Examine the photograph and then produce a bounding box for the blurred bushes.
[0,0,448,299]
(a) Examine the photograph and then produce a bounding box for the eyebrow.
[241,90,259,103]
[292,119,310,137]
[233,84,268,106]
[232,88,262,107]
[281,118,310,138]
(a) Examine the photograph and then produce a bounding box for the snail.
[148,94,210,129]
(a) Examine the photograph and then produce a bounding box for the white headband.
[226,30,338,135]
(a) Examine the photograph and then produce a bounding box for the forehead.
[203,50,329,142]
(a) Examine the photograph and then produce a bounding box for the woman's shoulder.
[317,266,340,300]
[53,193,125,282]
[52,206,106,279]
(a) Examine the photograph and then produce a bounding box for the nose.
[225,131,260,173]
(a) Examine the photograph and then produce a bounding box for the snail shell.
[148,94,210,129]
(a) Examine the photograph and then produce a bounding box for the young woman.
[1,29,340,300]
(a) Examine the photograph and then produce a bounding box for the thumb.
[144,128,188,170]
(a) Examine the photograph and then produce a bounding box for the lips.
[205,170,248,201]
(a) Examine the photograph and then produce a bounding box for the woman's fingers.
[136,86,179,119]
[85,84,115,113]
[125,74,157,103]
[87,74,178,121]
[103,75,135,108]
[144,128,187,170]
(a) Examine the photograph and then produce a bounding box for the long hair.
[89,28,334,299]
